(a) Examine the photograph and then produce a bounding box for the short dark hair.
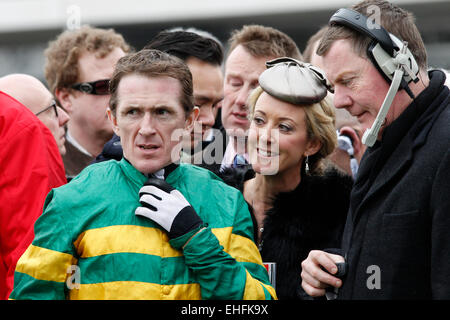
[144,30,223,66]
[228,25,303,60]
[109,49,194,116]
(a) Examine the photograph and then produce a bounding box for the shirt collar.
[119,158,179,187]
[221,140,249,171]
[66,131,92,157]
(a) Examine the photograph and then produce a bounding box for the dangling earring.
[305,155,310,174]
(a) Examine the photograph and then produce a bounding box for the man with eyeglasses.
[0,74,70,155]
[0,73,67,299]
[45,25,130,180]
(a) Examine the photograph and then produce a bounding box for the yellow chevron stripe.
[261,282,278,300]
[68,281,201,300]
[73,225,262,265]
[242,270,278,300]
[15,245,77,283]
[242,270,264,299]
[211,227,263,265]
[73,225,182,258]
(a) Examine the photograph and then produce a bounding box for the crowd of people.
[1,0,449,300]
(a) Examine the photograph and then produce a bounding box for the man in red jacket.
[0,82,67,299]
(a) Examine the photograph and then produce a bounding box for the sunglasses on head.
[35,100,58,117]
[71,79,110,95]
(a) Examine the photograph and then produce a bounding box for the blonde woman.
[220,58,353,299]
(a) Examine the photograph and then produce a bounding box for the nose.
[235,86,250,109]
[57,107,70,126]
[257,125,277,148]
[333,87,352,110]
[197,105,216,129]
[138,112,156,136]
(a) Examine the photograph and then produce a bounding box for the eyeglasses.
[35,100,58,117]
[71,79,110,95]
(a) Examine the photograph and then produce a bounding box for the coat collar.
[119,158,180,188]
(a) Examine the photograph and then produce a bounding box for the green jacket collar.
[119,157,181,187]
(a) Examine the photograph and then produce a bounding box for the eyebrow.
[333,70,358,84]
[255,110,295,122]
[226,73,242,80]
[120,103,176,112]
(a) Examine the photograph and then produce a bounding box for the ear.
[55,88,73,114]
[304,137,322,158]
[107,108,120,137]
[185,106,199,131]
[339,126,362,160]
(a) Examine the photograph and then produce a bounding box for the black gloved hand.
[135,178,203,239]
[322,248,347,300]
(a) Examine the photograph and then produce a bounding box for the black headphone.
[329,8,419,99]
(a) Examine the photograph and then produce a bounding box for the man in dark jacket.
[301,0,450,299]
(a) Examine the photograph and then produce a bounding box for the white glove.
[135,178,203,239]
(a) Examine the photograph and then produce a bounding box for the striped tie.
[232,154,248,168]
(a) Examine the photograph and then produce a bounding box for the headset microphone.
[362,65,404,146]
[362,41,416,146]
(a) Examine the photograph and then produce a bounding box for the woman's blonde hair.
[248,87,337,174]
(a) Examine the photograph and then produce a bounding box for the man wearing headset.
[301,0,450,299]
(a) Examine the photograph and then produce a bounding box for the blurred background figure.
[330,108,366,179]
[0,75,67,300]
[302,25,328,69]
[44,25,130,181]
